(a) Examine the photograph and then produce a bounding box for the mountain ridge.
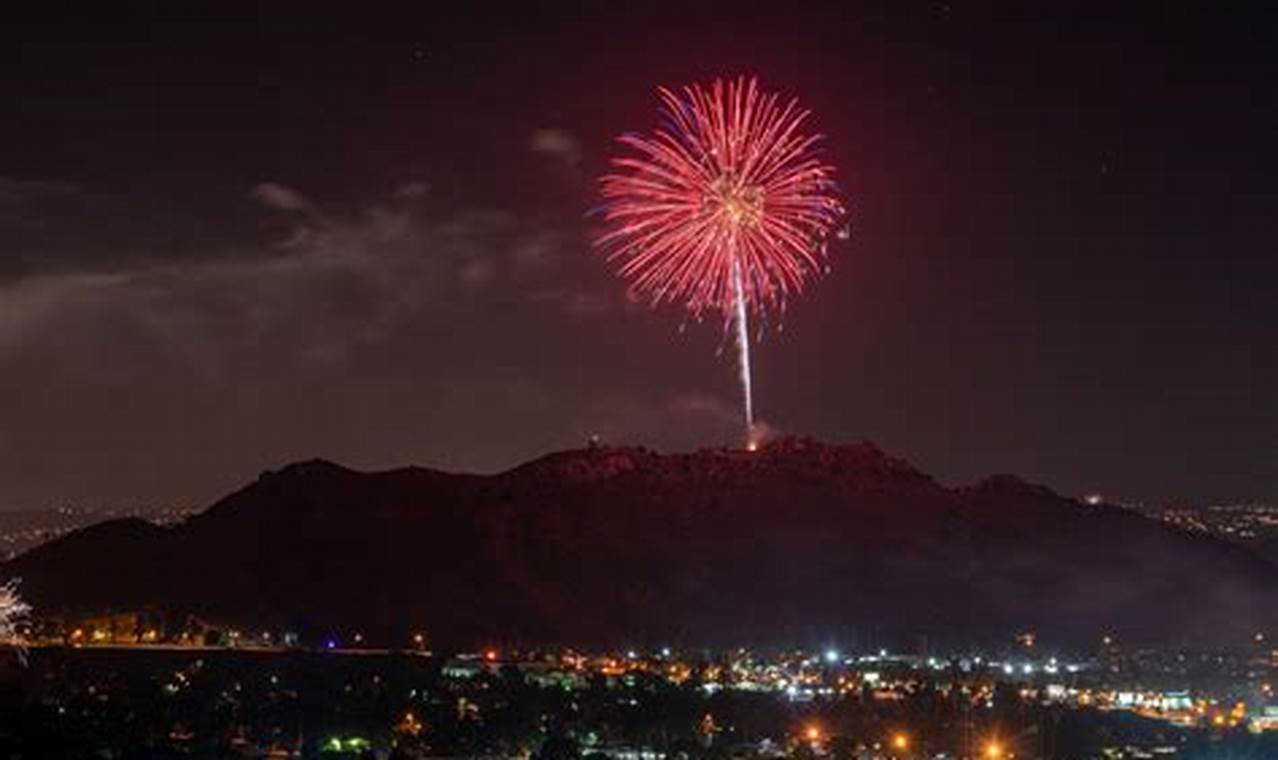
[6,437,1275,649]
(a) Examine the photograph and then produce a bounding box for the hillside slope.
[6,438,1274,649]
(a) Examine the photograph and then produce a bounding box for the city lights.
[4,636,1273,755]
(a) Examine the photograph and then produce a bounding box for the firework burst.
[596,76,844,440]
[0,579,30,656]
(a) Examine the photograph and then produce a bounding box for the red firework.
[596,76,844,321]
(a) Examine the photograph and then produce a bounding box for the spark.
[596,76,844,442]
[0,579,31,660]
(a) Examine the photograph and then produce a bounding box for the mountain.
[5,438,1276,649]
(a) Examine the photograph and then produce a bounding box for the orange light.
[805,725,821,742]
[396,710,424,737]
[985,740,1003,759]
[892,732,909,750]
[484,649,498,661]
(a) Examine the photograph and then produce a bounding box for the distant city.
[1114,500,1278,562]
[1145,503,1278,551]
[0,505,194,560]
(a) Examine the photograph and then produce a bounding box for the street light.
[891,732,909,752]
[984,740,1003,759]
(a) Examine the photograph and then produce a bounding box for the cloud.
[0,176,223,282]
[0,177,81,205]
[0,182,621,379]
[530,129,583,166]
[0,178,707,506]
[392,181,429,200]
[251,182,315,213]
[0,272,131,351]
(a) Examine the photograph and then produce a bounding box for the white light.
[825,649,840,663]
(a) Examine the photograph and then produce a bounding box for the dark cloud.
[0,177,236,282]
[250,182,315,213]
[0,181,742,506]
[530,129,583,167]
[1,189,566,379]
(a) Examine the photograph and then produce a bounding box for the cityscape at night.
[0,506,193,561]
[5,636,1278,758]
[2,3,1275,759]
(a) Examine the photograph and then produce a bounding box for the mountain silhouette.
[6,437,1275,649]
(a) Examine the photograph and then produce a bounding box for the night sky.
[1,4,1273,509]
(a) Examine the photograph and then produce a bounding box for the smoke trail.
[731,257,754,440]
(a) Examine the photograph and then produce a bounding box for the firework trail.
[596,76,843,443]
[730,257,753,427]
